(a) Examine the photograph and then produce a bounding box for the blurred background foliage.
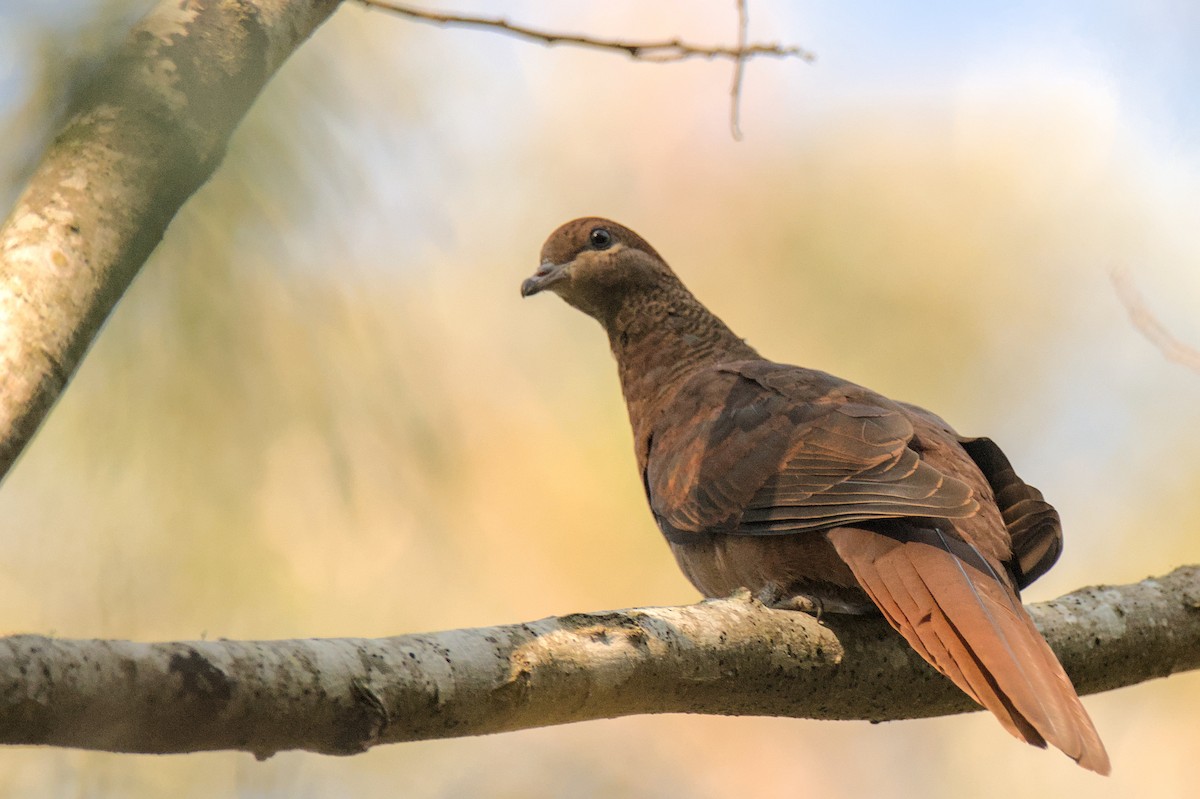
[1,1,1199,796]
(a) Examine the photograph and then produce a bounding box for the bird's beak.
[521,260,569,298]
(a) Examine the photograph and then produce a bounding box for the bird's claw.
[754,585,825,620]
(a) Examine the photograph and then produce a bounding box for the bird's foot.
[728,586,755,603]
[754,585,825,620]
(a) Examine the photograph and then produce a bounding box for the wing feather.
[650,363,978,538]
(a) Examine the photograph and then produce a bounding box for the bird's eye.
[589,228,613,250]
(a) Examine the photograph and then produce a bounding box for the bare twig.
[730,0,749,140]
[359,0,812,63]
[357,0,814,139]
[1111,269,1200,374]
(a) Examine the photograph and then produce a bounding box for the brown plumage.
[521,217,1108,774]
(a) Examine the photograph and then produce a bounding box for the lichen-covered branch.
[1,566,1196,757]
[0,0,343,481]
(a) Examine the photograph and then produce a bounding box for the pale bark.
[0,0,342,479]
[1,566,1196,756]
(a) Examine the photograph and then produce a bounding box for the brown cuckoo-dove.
[520,217,1108,774]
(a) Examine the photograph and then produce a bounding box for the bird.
[520,217,1109,774]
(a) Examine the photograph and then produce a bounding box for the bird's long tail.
[827,526,1110,775]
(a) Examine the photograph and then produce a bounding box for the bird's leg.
[754,584,825,620]
[710,587,755,605]
[781,595,826,621]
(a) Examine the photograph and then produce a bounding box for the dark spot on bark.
[559,612,644,635]
[331,678,389,754]
[168,648,232,706]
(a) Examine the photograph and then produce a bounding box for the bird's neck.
[605,282,758,416]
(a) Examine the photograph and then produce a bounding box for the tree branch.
[358,0,815,64]
[2,566,1196,756]
[358,0,814,140]
[730,0,751,141]
[0,1,813,483]
[0,0,344,482]
[1111,268,1200,375]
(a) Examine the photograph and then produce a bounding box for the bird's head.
[521,217,672,321]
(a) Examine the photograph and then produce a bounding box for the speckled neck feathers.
[602,276,758,420]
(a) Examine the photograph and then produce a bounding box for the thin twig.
[350,0,811,62]
[1111,268,1200,374]
[730,0,749,140]
[358,1,813,140]
[359,1,813,63]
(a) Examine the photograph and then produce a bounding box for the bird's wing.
[956,435,1063,589]
[648,360,979,539]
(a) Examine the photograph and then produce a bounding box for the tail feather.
[878,545,1047,746]
[840,529,1045,745]
[828,526,1110,775]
